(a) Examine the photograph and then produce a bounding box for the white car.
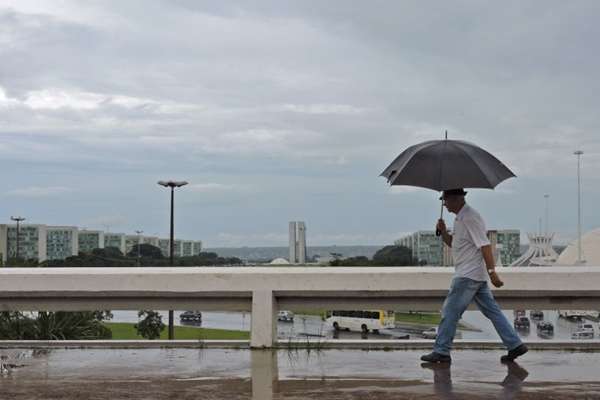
[578,323,595,335]
[572,330,594,340]
[277,310,294,322]
[422,327,438,339]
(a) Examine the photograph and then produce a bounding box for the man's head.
[440,188,467,214]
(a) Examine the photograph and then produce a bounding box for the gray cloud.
[1,1,599,246]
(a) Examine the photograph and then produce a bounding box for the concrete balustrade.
[1,266,599,347]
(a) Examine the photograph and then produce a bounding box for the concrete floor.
[1,348,599,399]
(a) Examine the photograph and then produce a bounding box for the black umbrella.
[380,136,516,234]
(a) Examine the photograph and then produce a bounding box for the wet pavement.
[1,348,599,399]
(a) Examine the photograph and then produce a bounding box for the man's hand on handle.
[436,219,447,235]
[436,219,453,247]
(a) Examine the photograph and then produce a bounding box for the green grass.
[104,322,250,340]
[293,309,327,318]
[394,312,475,330]
[395,312,442,325]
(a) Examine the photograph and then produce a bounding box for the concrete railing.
[1,266,599,347]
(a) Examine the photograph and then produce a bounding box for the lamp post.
[158,180,188,340]
[544,194,550,236]
[135,230,143,267]
[574,150,584,264]
[10,216,25,262]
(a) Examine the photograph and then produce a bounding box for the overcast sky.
[1,1,599,247]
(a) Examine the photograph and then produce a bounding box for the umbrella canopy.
[380,139,516,191]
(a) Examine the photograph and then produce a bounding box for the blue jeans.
[433,277,522,356]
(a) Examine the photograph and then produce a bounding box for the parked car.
[422,327,438,339]
[277,310,294,322]
[530,310,544,320]
[577,323,595,336]
[180,311,202,322]
[514,316,530,330]
[559,310,586,320]
[572,330,594,340]
[536,321,554,333]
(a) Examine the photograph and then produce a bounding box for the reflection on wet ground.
[1,348,600,399]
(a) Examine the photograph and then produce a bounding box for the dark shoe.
[421,352,451,363]
[501,344,528,363]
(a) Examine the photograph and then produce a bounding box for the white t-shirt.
[451,203,490,282]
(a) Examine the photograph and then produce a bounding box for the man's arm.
[481,244,504,288]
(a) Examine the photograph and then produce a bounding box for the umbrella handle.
[436,199,443,237]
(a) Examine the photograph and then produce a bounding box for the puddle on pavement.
[1,348,600,399]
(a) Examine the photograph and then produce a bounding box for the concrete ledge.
[2,267,599,348]
[2,339,600,351]
[2,267,599,312]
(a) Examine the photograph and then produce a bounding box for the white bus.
[325,310,395,334]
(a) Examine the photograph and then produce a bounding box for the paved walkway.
[1,348,599,399]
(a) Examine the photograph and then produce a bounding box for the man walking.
[421,189,528,364]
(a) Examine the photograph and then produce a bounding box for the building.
[157,238,184,257]
[442,239,453,267]
[496,230,521,265]
[46,226,78,260]
[181,240,193,257]
[192,241,203,256]
[511,233,558,266]
[556,228,600,266]
[104,233,126,254]
[288,222,296,264]
[173,240,182,257]
[78,230,105,254]
[158,238,170,257]
[288,221,307,264]
[297,222,306,264]
[0,224,47,263]
[1,220,203,262]
[0,225,6,264]
[399,229,521,266]
[396,231,443,266]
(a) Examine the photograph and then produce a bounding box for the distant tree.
[5,258,39,267]
[92,247,125,259]
[92,310,114,321]
[127,244,163,259]
[371,245,416,266]
[168,252,243,266]
[135,310,165,339]
[45,254,135,268]
[330,255,370,266]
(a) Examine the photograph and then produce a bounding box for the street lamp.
[158,180,188,340]
[135,230,143,267]
[574,150,584,264]
[544,194,550,236]
[10,216,25,262]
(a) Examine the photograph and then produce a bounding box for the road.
[111,309,598,341]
